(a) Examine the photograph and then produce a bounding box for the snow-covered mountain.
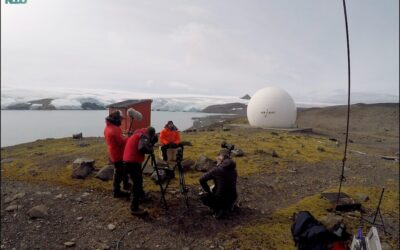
[1,87,249,112]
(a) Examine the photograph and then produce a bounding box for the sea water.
[1,110,213,147]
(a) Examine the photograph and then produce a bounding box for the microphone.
[127,108,143,121]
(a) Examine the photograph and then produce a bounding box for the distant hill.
[296,103,399,138]
[241,94,251,100]
[202,102,247,115]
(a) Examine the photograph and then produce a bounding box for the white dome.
[247,87,296,128]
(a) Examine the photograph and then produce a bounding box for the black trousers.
[113,161,130,192]
[125,162,144,211]
[200,193,235,213]
[161,143,183,161]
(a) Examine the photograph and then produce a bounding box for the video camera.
[221,141,235,152]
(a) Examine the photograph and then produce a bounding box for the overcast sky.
[1,0,398,103]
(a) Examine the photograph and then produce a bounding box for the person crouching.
[123,127,157,216]
[199,149,238,219]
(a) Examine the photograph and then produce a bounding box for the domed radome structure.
[247,87,296,128]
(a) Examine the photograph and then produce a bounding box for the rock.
[16,163,24,168]
[64,242,75,247]
[381,242,392,250]
[77,143,90,147]
[231,149,244,157]
[222,127,230,131]
[55,194,63,199]
[355,193,369,202]
[142,164,154,175]
[317,146,325,152]
[181,159,195,171]
[95,165,114,181]
[194,155,216,172]
[27,205,48,219]
[151,169,167,182]
[29,170,39,176]
[5,192,25,203]
[82,192,90,197]
[292,150,300,155]
[71,158,95,179]
[329,138,338,142]
[72,133,83,139]
[107,223,116,231]
[1,158,14,164]
[98,242,110,250]
[5,205,22,212]
[76,217,83,221]
[320,213,343,228]
[271,150,279,158]
[271,131,279,136]
[348,139,354,143]
[182,247,190,250]
[181,141,193,146]
[4,197,14,203]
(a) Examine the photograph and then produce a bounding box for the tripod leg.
[178,167,189,208]
[378,209,387,234]
[151,155,168,209]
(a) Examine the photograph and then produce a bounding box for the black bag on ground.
[291,211,330,250]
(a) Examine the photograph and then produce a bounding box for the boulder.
[355,193,369,202]
[194,155,216,172]
[95,165,114,181]
[71,158,95,179]
[142,164,154,175]
[181,141,193,146]
[181,159,195,171]
[5,205,22,212]
[231,149,244,157]
[107,223,116,231]
[72,133,83,139]
[27,205,48,219]
[151,169,167,182]
[64,242,75,248]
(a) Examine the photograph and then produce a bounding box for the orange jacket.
[160,127,180,145]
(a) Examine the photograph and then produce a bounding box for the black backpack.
[291,211,330,250]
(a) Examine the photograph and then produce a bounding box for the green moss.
[1,130,342,192]
[225,185,399,249]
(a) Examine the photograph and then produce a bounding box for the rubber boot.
[113,170,129,198]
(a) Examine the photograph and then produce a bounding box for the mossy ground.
[1,128,398,248]
[1,129,342,191]
[225,184,399,250]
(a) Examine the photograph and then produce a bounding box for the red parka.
[123,128,148,163]
[160,127,180,145]
[104,121,127,163]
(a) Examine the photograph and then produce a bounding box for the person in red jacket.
[123,126,157,216]
[159,121,183,161]
[104,111,130,198]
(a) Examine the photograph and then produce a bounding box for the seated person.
[159,120,183,161]
[199,149,238,218]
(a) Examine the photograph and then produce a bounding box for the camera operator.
[123,127,157,216]
[104,111,130,198]
[199,149,238,219]
[160,121,183,161]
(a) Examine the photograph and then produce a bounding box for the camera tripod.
[142,148,189,210]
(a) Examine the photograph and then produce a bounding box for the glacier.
[1,86,249,112]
